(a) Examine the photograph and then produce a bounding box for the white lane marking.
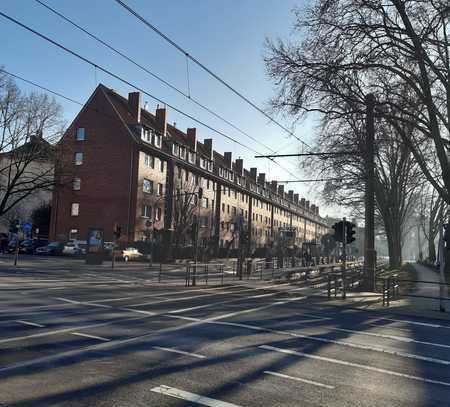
[264,370,335,389]
[166,315,450,366]
[15,320,45,328]
[151,385,241,407]
[153,346,206,359]
[259,345,450,388]
[0,295,308,373]
[72,332,110,341]
[0,314,151,345]
[383,318,442,328]
[54,297,79,304]
[120,308,156,315]
[331,327,450,350]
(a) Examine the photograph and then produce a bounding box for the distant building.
[50,85,329,253]
[0,134,53,235]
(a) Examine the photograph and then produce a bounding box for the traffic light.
[113,223,122,239]
[346,222,356,244]
[332,221,345,243]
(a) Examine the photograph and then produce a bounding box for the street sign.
[22,222,32,233]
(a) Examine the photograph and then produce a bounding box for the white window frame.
[71,203,79,216]
[143,179,153,194]
[74,152,83,165]
[76,128,85,141]
[73,177,81,191]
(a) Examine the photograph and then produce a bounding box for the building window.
[157,183,164,196]
[232,206,236,215]
[180,146,186,159]
[201,197,209,208]
[188,151,196,164]
[69,229,79,240]
[172,143,179,156]
[155,207,162,221]
[154,134,162,147]
[76,128,85,141]
[142,128,152,143]
[143,179,153,194]
[73,178,81,191]
[142,205,152,218]
[200,157,207,169]
[227,204,230,213]
[71,203,79,216]
[144,154,154,168]
[74,152,83,165]
[160,160,165,172]
[222,203,225,212]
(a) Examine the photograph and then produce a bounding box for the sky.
[0,0,345,218]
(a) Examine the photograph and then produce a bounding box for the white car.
[121,247,143,262]
[63,241,86,256]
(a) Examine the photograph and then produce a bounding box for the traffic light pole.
[364,94,377,291]
[342,217,347,271]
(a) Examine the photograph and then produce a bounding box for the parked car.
[19,239,48,254]
[62,241,86,256]
[35,242,65,256]
[7,239,22,253]
[120,247,143,262]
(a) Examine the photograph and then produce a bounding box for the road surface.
[0,259,449,406]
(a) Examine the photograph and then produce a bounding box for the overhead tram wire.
[33,0,279,156]
[0,11,300,180]
[112,0,312,150]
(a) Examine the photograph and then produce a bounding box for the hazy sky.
[0,0,345,218]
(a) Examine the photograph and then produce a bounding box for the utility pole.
[364,93,377,291]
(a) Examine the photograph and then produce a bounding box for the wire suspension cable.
[33,0,292,162]
[0,11,300,179]
[113,0,311,149]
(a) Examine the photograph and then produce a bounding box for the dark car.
[19,239,49,254]
[7,239,22,253]
[35,242,65,256]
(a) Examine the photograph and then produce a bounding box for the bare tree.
[418,188,447,262]
[0,70,64,219]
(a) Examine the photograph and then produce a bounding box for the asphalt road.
[1,257,450,406]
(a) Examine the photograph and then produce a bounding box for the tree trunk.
[428,237,437,263]
[385,219,402,269]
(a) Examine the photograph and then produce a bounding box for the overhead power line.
[0,11,300,179]
[277,178,341,183]
[33,0,284,159]
[255,152,357,158]
[112,0,312,150]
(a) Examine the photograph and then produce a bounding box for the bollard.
[206,264,208,285]
[342,270,346,300]
[159,263,162,283]
[334,274,337,298]
[185,264,189,287]
[221,264,224,285]
[327,274,331,300]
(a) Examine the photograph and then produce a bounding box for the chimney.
[306,200,310,211]
[301,198,306,208]
[294,193,299,204]
[250,167,257,181]
[235,158,244,176]
[187,128,197,151]
[316,206,320,215]
[155,106,167,136]
[271,180,278,192]
[311,204,316,214]
[288,190,294,201]
[258,173,265,185]
[128,92,141,123]
[203,138,213,159]
[224,152,232,168]
[278,185,284,195]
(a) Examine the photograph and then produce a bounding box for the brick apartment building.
[50,84,329,253]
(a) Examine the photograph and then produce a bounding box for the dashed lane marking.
[72,332,110,341]
[15,320,45,328]
[153,346,206,359]
[264,370,335,389]
[259,345,450,388]
[150,385,241,407]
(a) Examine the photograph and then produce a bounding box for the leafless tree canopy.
[0,70,64,219]
[265,0,450,204]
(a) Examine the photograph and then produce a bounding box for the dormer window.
[228,172,234,181]
[200,157,207,169]
[154,133,162,148]
[219,167,224,177]
[172,143,179,156]
[142,128,151,143]
[180,146,186,159]
[188,151,196,164]
[207,161,213,172]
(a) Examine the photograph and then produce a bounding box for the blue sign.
[22,222,32,232]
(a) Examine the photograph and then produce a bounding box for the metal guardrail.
[185,262,225,286]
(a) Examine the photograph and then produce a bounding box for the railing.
[185,262,225,286]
